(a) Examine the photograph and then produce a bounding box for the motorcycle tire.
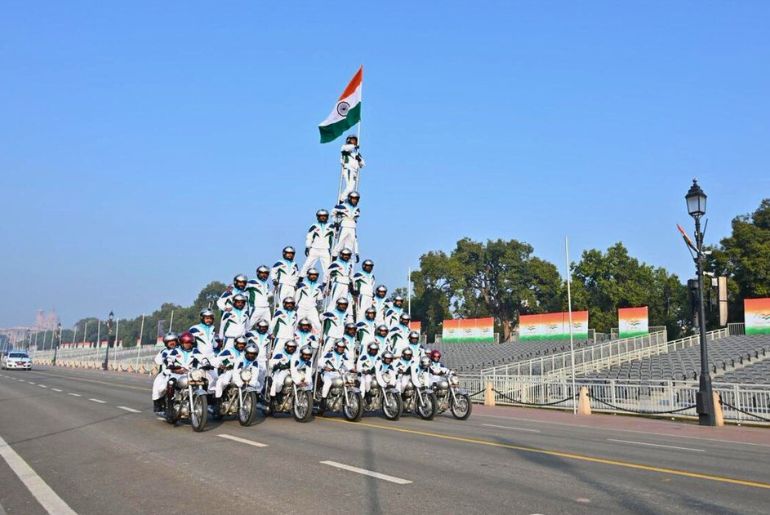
[343,392,364,422]
[382,390,402,421]
[293,390,314,423]
[450,393,472,420]
[417,391,438,421]
[191,394,208,433]
[239,391,258,426]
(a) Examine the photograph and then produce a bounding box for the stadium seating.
[425,339,593,372]
[577,335,770,382]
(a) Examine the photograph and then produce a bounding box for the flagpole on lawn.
[407,267,412,317]
[565,236,577,415]
[135,314,145,369]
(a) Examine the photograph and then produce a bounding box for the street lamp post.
[53,322,62,365]
[103,311,114,371]
[686,179,716,426]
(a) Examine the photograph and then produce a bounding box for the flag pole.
[565,236,577,415]
[136,314,145,369]
[407,267,412,317]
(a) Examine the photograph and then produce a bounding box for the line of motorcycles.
[162,364,472,432]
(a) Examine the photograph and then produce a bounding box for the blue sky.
[2,2,769,327]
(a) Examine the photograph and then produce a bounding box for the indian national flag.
[745,298,770,335]
[319,66,362,143]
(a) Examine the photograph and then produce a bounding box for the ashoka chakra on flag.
[319,66,362,143]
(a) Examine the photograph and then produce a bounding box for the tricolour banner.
[745,298,770,335]
[442,317,494,343]
[519,311,589,341]
[408,321,422,334]
[618,306,649,338]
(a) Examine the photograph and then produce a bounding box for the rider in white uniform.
[268,340,299,397]
[326,248,354,309]
[152,333,178,413]
[353,259,376,316]
[217,274,250,313]
[272,246,299,305]
[247,266,272,328]
[295,268,324,334]
[332,192,360,259]
[357,342,380,400]
[300,209,335,278]
[373,285,388,325]
[219,294,249,348]
[339,135,365,202]
[321,298,354,356]
[270,296,298,357]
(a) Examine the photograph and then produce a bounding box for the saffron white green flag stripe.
[319,66,362,143]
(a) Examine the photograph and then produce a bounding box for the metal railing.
[31,345,160,371]
[458,374,770,425]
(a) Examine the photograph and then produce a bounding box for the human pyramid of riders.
[152,136,471,429]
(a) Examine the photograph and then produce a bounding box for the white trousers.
[152,372,170,401]
[276,283,296,304]
[271,370,290,396]
[321,371,342,398]
[249,306,271,328]
[360,373,374,393]
[333,227,357,256]
[329,282,351,307]
[297,306,322,334]
[300,248,331,278]
[215,370,234,398]
[356,294,373,318]
[340,168,359,201]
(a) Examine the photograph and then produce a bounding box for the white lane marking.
[0,433,77,514]
[88,398,107,404]
[38,384,47,388]
[117,406,141,413]
[67,393,82,397]
[320,460,412,485]
[607,438,705,453]
[482,423,542,433]
[217,434,268,448]
[28,382,36,385]
[156,417,166,421]
[52,388,62,392]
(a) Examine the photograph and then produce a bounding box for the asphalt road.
[1,366,769,514]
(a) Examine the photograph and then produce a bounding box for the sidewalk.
[472,404,770,446]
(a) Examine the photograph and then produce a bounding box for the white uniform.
[320,350,353,399]
[332,201,359,257]
[353,269,375,316]
[321,308,353,355]
[375,359,399,392]
[385,304,404,330]
[166,347,209,394]
[429,361,451,385]
[219,308,249,348]
[340,143,365,201]
[214,347,244,398]
[189,322,218,387]
[388,324,410,356]
[270,308,298,356]
[151,348,174,401]
[356,319,377,350]
[327,258,354,308]
[246,278,272,327]
[268,349,298,396]
[295,278,324,333]
[216,286,250,313]
[395,358,417,392]
[356,352,378,394]
[271,259,299,304]
[290,355,314,389]
[233,356,262,391]
[373,295,388,326]
[300,222,335,277]
[246,331,272,390]
[375,334,391,355]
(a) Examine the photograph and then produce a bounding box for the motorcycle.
[432,371,472,420]
[316,369,363,422]
[401,368,438,420]
[211,367,260,426]
[165,366,210,432]
[264,371,314,423]
[362,371,402,421]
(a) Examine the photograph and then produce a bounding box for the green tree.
[709,199,770,321]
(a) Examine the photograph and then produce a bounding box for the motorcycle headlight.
[437,380,449,390]
[450,376,459,386]
[190,370,204,382]
[346,372,357,383]
[283,375,294,387]
[240,369,252,382]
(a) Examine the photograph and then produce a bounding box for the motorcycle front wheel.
[239,391,258,426]
[450,393,472,420]
[382,390,402,421]
[191,394,208,432]
[416,391,438,421]
[293,390,313,423]
[343,391,364,422]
